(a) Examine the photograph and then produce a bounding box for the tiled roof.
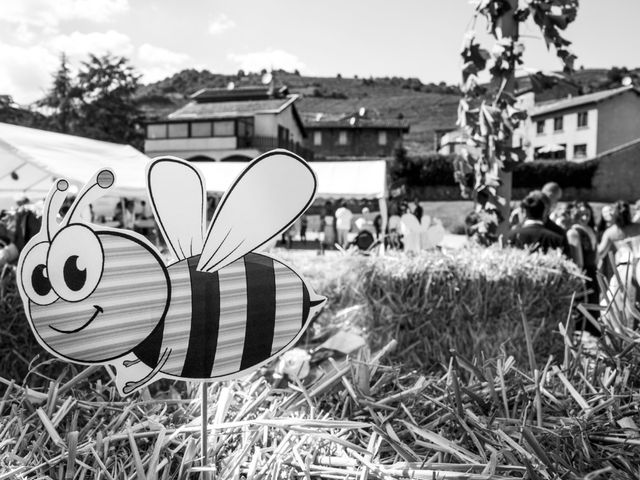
[189,86,290,102]
[531,85,639,117]
[302,112,409,131]
[168,95,297,120]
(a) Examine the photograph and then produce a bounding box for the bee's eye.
[64,255,86,291]
[49,225,104,302]
[32,264,52,296]
[20,243,57,305]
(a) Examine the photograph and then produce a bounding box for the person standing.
[413,199,423,223]
[300,214,307,244]
[541,182,567,238]
[598,201,640,265]
[387,207,401,249]
[503,191,566,253]
[599,201,640,330]
[335,201,353,248]
[320,201,336,255]
[567,201,600,335]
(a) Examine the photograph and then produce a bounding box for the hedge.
[511,158,599,189]
[390,153,600,190]
[389,153,457,187]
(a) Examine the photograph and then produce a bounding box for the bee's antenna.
[63,169,115,226]
[42,179,70,240]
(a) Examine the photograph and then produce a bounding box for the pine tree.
[39,53,77,133]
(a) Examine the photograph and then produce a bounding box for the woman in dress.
[567,201,600,334]
[598,201,640,330]
[598,201,640,265]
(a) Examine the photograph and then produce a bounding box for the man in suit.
[504,190,566,253]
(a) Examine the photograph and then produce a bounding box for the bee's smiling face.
[20,224,169,363]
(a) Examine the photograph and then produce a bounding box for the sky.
[2,0,640,105]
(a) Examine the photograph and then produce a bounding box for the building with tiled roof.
[144,86,311,161]
[301,108,409,159]
[524,85,640,161]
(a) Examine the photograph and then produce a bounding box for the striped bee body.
[133,252,311,379]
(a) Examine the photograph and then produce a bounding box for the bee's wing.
[146,157,206,260]
[197,150,316,273]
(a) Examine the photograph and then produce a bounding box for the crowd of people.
[316,198,444,254]
[319,201,380,253]
[498,182,640,335]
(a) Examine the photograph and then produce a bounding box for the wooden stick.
[201,383,209,476]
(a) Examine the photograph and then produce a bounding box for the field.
[2,246,639,478]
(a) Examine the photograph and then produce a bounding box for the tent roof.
[0,122,148,198]
[196,160,387,200]
[0,123,387,202]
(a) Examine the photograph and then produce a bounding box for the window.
[378,131,387,145]
[213,120,235,136]
[278,125,291,145]
[191,122,212,137]
[168,122,188,138]
[313,131,322,146]
[577,111,588,128]
[536,120,545,135]
[553,116,563,132]
[147,124,167,139]
[338,130,348,145]
[237,118,254,137]
[573,144,587,158]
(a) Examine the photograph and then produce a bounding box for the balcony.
[144,135,314,161]
[237,135,314,160]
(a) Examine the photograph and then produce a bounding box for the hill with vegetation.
[135,69,461,153]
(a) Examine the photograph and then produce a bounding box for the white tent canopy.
[0,122,149,202]
[196,160,387,200]
[0,123,387,205]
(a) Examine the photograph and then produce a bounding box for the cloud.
[2,0,129,35]
[49,30,134,59]
[138,43,190,65]
[208,14,236,35]
[228,49,306,73]
[137,43,193,83]
[0,29,135,104]
[0,41,59,104]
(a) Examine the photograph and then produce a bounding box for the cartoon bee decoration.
[17,150,326,395]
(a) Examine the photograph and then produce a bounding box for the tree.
[74,54,145,149]
[39,53,78,133]
[0,95,49,129]
[455,0,579,240]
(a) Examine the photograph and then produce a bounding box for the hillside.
[135,69,461,153]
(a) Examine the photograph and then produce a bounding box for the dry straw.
[1,249,639,478]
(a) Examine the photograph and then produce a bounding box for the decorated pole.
[201,384,209,473]
[493,0,518,235]
[456,0,579,244]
